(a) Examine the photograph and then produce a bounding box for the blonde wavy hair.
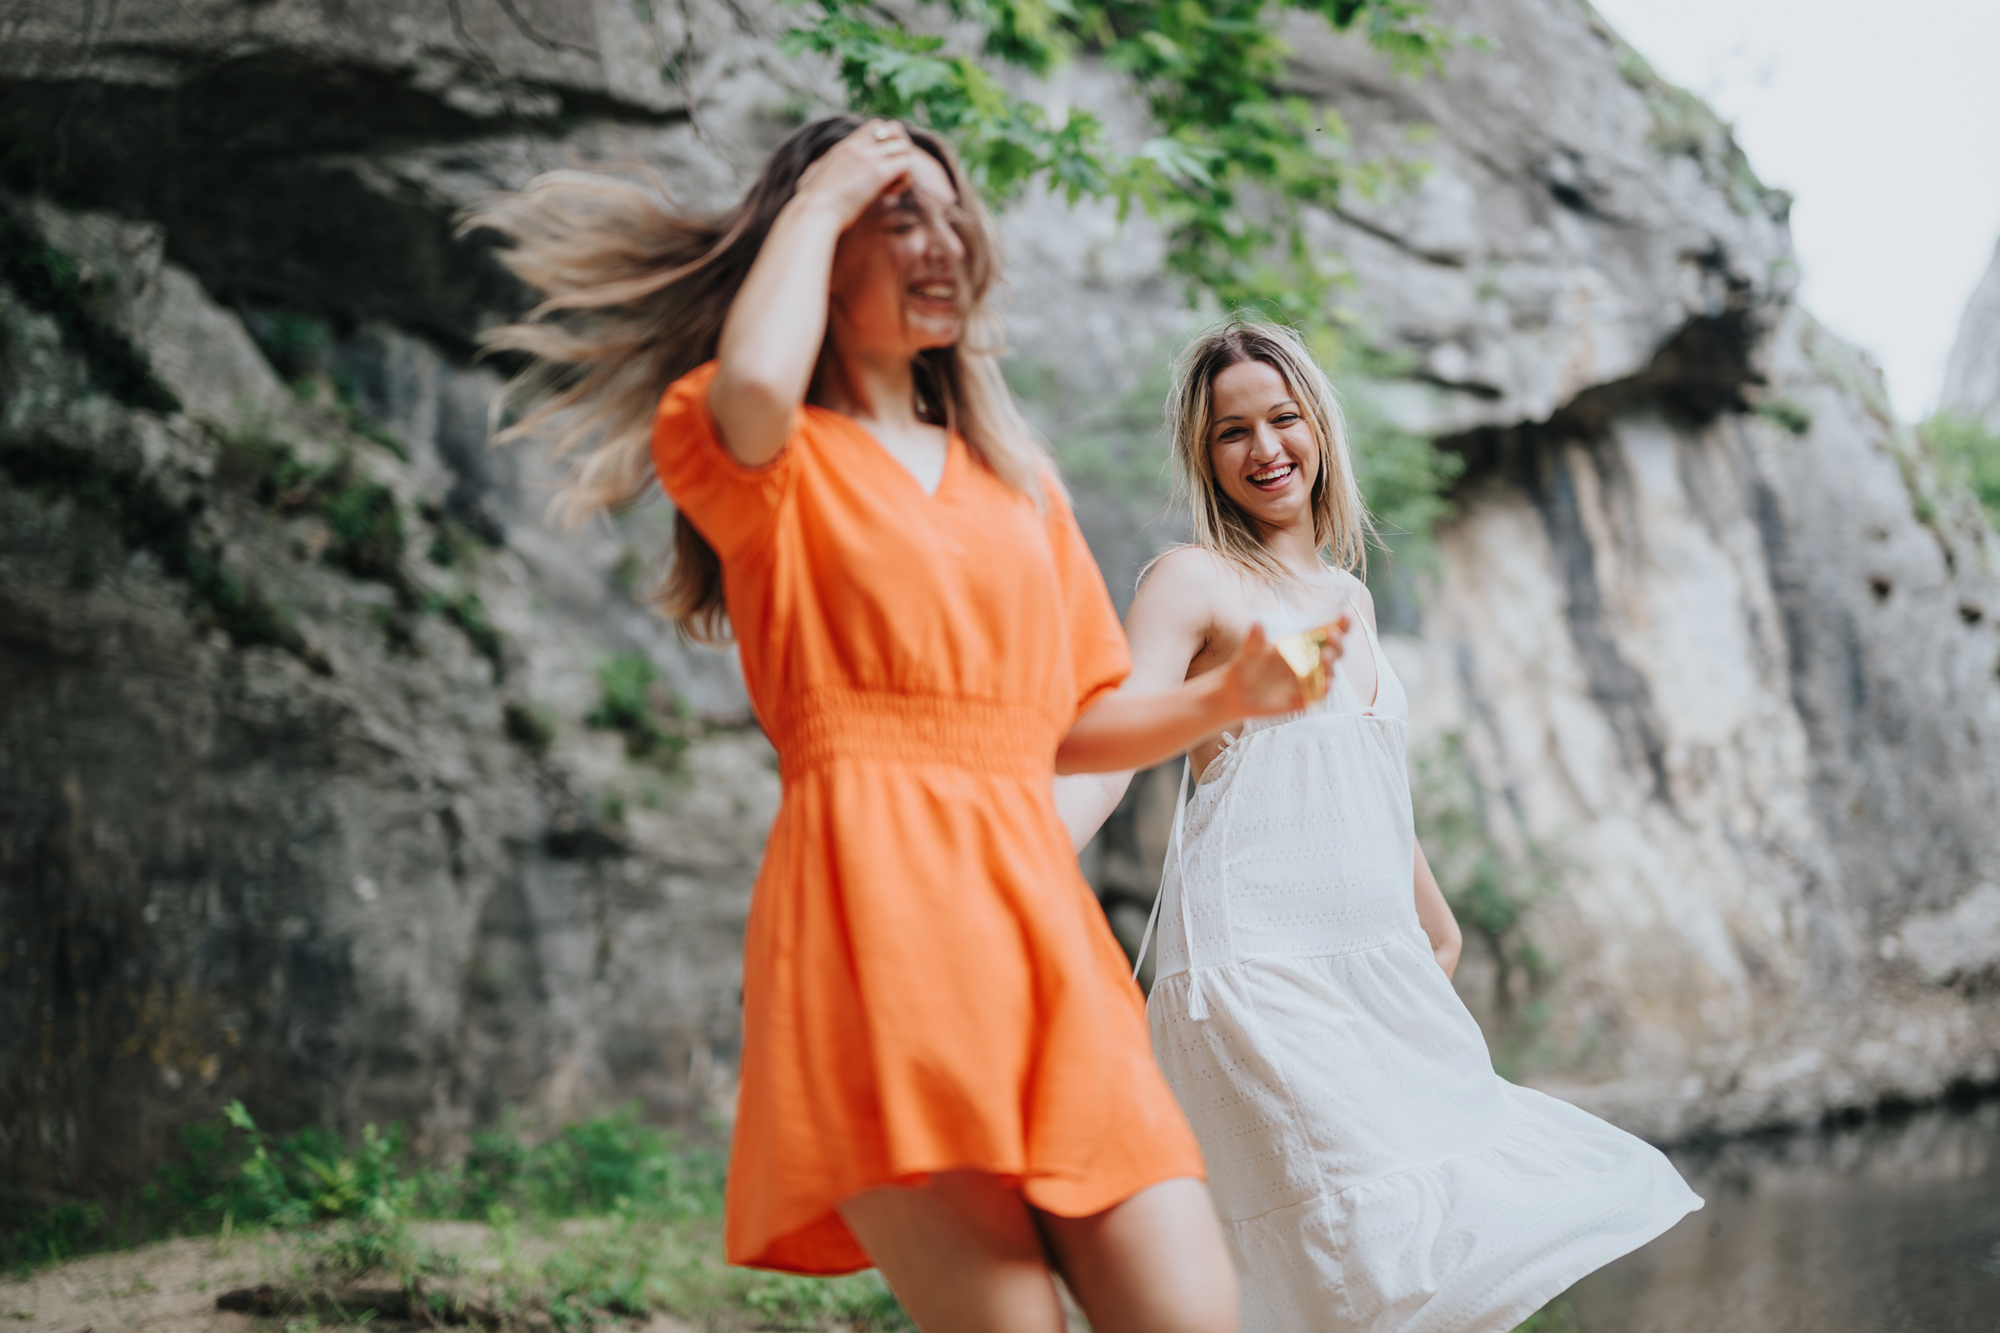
[1164,319,1373,580]
[463,116,1049,641]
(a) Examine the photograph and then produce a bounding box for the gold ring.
[1274,627,1332,705]
[874,126,892,141]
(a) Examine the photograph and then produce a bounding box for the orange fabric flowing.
[652,362,1204,1275]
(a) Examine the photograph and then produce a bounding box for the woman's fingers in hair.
[796,120,918,228]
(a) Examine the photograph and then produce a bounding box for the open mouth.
[908,281,957,312]
[1247,461,1297,491]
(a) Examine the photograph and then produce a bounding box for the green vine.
[785,0,1456,325]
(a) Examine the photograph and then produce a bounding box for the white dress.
[1143,613,1701,1333]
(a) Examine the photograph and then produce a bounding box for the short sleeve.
[650,360,795,561]
[1044,482,1132,720]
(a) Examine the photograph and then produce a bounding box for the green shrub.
[216,431,408,587]
[316,473,405,583]
[0,1199,107,1268]
[1755,399,1813,436]
[1919,412,2000,529]
[245,311,335,384]
[587,651,693,764]
[454,1106,727,1223]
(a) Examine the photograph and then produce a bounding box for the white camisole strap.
[1132,757,1208,1018]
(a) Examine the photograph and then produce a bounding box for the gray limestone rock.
[0,198,769,1199]
[1942,235,2000,430]
[4,0,1999,1205]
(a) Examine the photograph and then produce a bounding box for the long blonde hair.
[1164,319,1373,580]
[464,116,1049,641]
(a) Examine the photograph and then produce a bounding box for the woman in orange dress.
[471,116,1341,1332]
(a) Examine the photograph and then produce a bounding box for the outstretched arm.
[1054,628,1332,772]
[1050,555,1209,847]
[1054,548,1347,776]
[708,122,915,465]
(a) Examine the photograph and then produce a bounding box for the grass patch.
[586,651,697,765]
[3,1103,911,1330]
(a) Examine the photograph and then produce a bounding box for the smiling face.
[827,149,968,362]
[1206,357,1322,538]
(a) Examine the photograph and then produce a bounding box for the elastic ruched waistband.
[774,687,1060,779]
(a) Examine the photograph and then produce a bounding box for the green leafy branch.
[783,0,1456,324]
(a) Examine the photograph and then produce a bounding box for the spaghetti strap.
[1134,757,1207,1019]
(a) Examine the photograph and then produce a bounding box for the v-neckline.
[1337,600,1382,713]
[816,406,956,501]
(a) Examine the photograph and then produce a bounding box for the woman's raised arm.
[709,122,917,465]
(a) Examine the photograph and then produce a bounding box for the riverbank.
[0,1107,906,1333]
[11,1093,1997,1332]
[0,1216,895,1333]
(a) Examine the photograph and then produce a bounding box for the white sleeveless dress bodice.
[1147,615,1700,1333]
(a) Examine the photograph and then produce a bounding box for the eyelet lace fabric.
[1143,614,1701,1331]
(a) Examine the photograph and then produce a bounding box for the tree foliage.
[784,0,1455,324]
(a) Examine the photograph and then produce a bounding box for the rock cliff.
[4,0,1998,1205]
[1027,0,2000,1139]
[0,0,791,1200]
[1312,0,2000,1140]
[1943,235,2000,429]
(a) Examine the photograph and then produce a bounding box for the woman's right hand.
[792,120,918,230]
[712,119,918,467]
[1222,619,1349,718]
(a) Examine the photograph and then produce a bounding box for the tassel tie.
[1133,758,1210,1022]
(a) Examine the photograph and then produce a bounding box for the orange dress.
[651,362,1205,1274]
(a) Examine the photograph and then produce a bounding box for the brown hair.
[1163,319,1372,580]
[464,116,1048,641]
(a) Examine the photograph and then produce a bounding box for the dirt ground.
[0,1227,694,1333]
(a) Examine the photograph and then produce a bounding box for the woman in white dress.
[1056,321,1702,1332]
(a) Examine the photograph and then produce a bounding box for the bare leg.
[837,1170,1067,1333]
[1037,1177,1239,1333]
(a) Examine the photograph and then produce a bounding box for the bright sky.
[1589,0,2000,420]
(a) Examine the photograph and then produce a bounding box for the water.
[1562,1098,2000,1333]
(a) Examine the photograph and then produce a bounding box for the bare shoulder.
[1136,544,1237,602]
[1332,566,1380,635]
[1124,545,1239,682]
